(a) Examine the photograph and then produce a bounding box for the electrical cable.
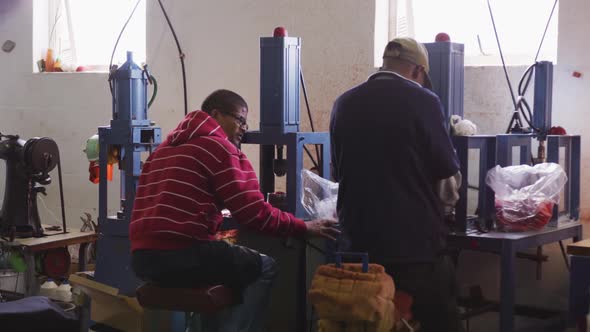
[108,0,143,97]
[486,0,518,110]
[300,69,322,168]
[148,75,158,108]
[157,0,188,116]
[303,146,320,170]
[534,0,559,62]
[13,271,19,293]
[38,195,63,226]
[48,3,61,48]
[518,0,558,131]
[57,159,67,234]
[559,240,570,271]
[303,239,326,255]
[302,237,331,332]
[499,0,559,134]
[517,64,535,103]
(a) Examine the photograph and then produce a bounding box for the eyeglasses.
[221,111,248,130]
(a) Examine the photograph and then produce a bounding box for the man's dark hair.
[201,89,248,115]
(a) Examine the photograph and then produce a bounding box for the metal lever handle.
[334,252,369,273]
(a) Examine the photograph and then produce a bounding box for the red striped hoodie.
[130,110,307,251]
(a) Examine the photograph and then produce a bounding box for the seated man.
[130,89,339,331]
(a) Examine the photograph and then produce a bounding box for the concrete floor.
[462,312,585,332]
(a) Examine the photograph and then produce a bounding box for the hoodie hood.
[166,110,227,146]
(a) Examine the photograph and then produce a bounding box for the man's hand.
[305,219,341,241]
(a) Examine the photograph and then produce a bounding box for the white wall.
[0,0,120,230]
[555,0,590,219]
[1,0,585,229]
[0,0,587,326]
[146,0,376,177]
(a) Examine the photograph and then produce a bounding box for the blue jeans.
[199,254,277,332]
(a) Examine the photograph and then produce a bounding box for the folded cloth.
[309,263,395,331]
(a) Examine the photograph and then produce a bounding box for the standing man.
[130,89,339,331]
[330,38,462,332]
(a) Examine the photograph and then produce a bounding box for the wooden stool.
[136,283,235,331]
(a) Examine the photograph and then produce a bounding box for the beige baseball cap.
[382,37,432,89]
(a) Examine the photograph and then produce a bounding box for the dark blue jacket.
[330,71,459,263]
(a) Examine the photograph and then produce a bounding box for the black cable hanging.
[300,68,322,167]
[108,0,143,97]
[157,0,188,116]
[534,0,559,63]
[488,0,559,133]
[512,0,559,133]
[56,156,67,234]
[487,0,518,110]
[488,0,567,275]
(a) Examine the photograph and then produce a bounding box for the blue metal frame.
[424,42,465,128]
[237,33,331,332]
[433,42,581,330]
[334,252,369,273]
[448,222,582,332]
[260,37,301,134]
[452,135,496,232]
[547,135,581,223]
[243,131,330,218]
[449,133,583,332]
[533,61,553,138]
[95,52,161,296]
[495,134,532,166]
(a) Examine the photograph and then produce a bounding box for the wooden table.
[567,239,590,332]
[567,239,590,256]
[0,227,98,296]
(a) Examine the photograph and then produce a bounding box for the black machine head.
[23,137,59,175]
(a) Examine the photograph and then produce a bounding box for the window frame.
[33,0,146,73]
[375,0,559,68]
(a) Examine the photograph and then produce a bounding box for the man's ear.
[210,109,222,121]
[411,65,422,80]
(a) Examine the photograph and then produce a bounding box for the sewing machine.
[0,134,66,239]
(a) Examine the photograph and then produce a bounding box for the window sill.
[32,71,108,75]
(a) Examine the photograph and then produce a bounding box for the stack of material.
[309,263,396,332]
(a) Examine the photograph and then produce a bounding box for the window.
[375,0,558,66]
[33,0,146,72]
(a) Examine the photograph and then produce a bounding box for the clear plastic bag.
[301,169,339,220]
[485,162,568,232]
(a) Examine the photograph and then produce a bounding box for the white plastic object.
[0,270,24,294]
[55,281,72,302]
[486,162,567,231]
[301,169,339,220]
[71,285,85,306]
[39,278,58,299]
[450,115,477,136]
